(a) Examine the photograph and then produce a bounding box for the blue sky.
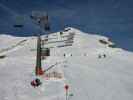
[0,0,133,51]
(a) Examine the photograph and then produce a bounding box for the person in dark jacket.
[31,78,42,88]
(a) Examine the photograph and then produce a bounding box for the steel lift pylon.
[35,34,44,76]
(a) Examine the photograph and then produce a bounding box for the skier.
[98,54,101,59]
[31,78,42,88]
[103,54,106,58]
[84,53,87,56]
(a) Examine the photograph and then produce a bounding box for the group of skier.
[98,54,106,59]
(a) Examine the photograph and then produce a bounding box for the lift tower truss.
[35,34,44,76]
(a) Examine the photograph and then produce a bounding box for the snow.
[0,27,133,100]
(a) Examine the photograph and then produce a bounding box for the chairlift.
[41,48,50,56]
[30,11,50,31]
[13,24,24,28]
[13,15,24,28]
[64,28,71,32]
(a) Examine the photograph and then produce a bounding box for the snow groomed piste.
[29,13,73,100]
[30,27,75,100]
[0,27,133,100]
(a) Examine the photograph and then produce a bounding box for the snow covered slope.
[0,28,133,100]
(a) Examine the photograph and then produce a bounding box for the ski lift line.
[41,32,75,41]
[43,39,71,44]
[41,36,74,42]
[42,38,74,45]
[64,41,73,44]
[61,34,75,38]
[57,44,73,48]
[30,11,50,32]
[42,34,74,40]
[0,3,17,16]
[67,40,74,43]
[42,42,73,48]
[42,37,58,40]
[42,41,73,48]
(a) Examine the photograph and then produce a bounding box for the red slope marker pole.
[64,85,69,100]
